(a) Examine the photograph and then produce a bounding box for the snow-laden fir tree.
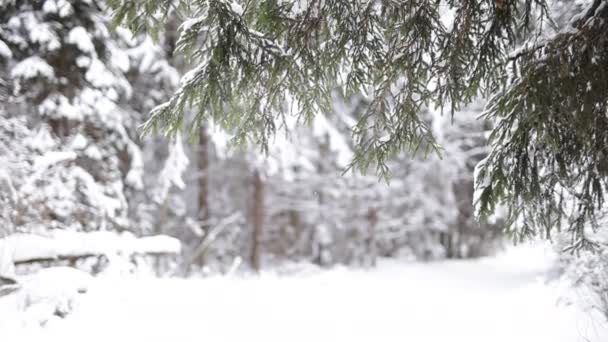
[109,0,608,250]
[0,0,179,237]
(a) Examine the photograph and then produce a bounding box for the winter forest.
[1,0,608,341]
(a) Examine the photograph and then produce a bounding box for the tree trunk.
[251,169,264,272]
[198,125,210,266]
[366,207,378,268]
[288,209,302,256]
[313,134,331,265]
[156,196,168,275]
[440,232,453,258]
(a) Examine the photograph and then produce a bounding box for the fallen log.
[0,231,181,265]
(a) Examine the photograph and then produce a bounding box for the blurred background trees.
[0,0,504,276]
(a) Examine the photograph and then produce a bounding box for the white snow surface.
[11,56,55,80]
[0,231,181,265]
[67,27,95,54]
[0,39,12,59]
[1,243,606,342]
[0,267,92,328]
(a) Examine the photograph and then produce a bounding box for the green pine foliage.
[109,0,608,250]
[476,0,608,248]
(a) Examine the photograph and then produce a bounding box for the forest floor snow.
[1,242,607,342]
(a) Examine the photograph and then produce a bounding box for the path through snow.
[2,244,607,342]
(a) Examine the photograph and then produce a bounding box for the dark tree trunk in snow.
[251,169,264,272]
[440,232,453,258]
[156,197,169,275]
[366,207,378,267]
[198,124,210,266]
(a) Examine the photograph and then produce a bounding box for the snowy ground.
[1,243,607,342]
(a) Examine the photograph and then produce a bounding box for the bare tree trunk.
[366,207,378,268]
[198,124,210,266]
[156,197,169,275]
[439,232,449,258]
[313,134,331,265]
[288,210,302,256]
[176,213,241,276]
[251,169,264,272]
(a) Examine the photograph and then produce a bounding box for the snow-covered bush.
[556,228,608,320]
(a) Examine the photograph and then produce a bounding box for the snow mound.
[0,267,92,329]
[0,231,181,265]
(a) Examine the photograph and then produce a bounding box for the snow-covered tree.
[0,0,180,238]
[0,0,190,277]
[1,0,130,232]
[110,0,608,251]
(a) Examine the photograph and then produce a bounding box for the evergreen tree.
[0,0,177,236]
[109,0,608,249]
